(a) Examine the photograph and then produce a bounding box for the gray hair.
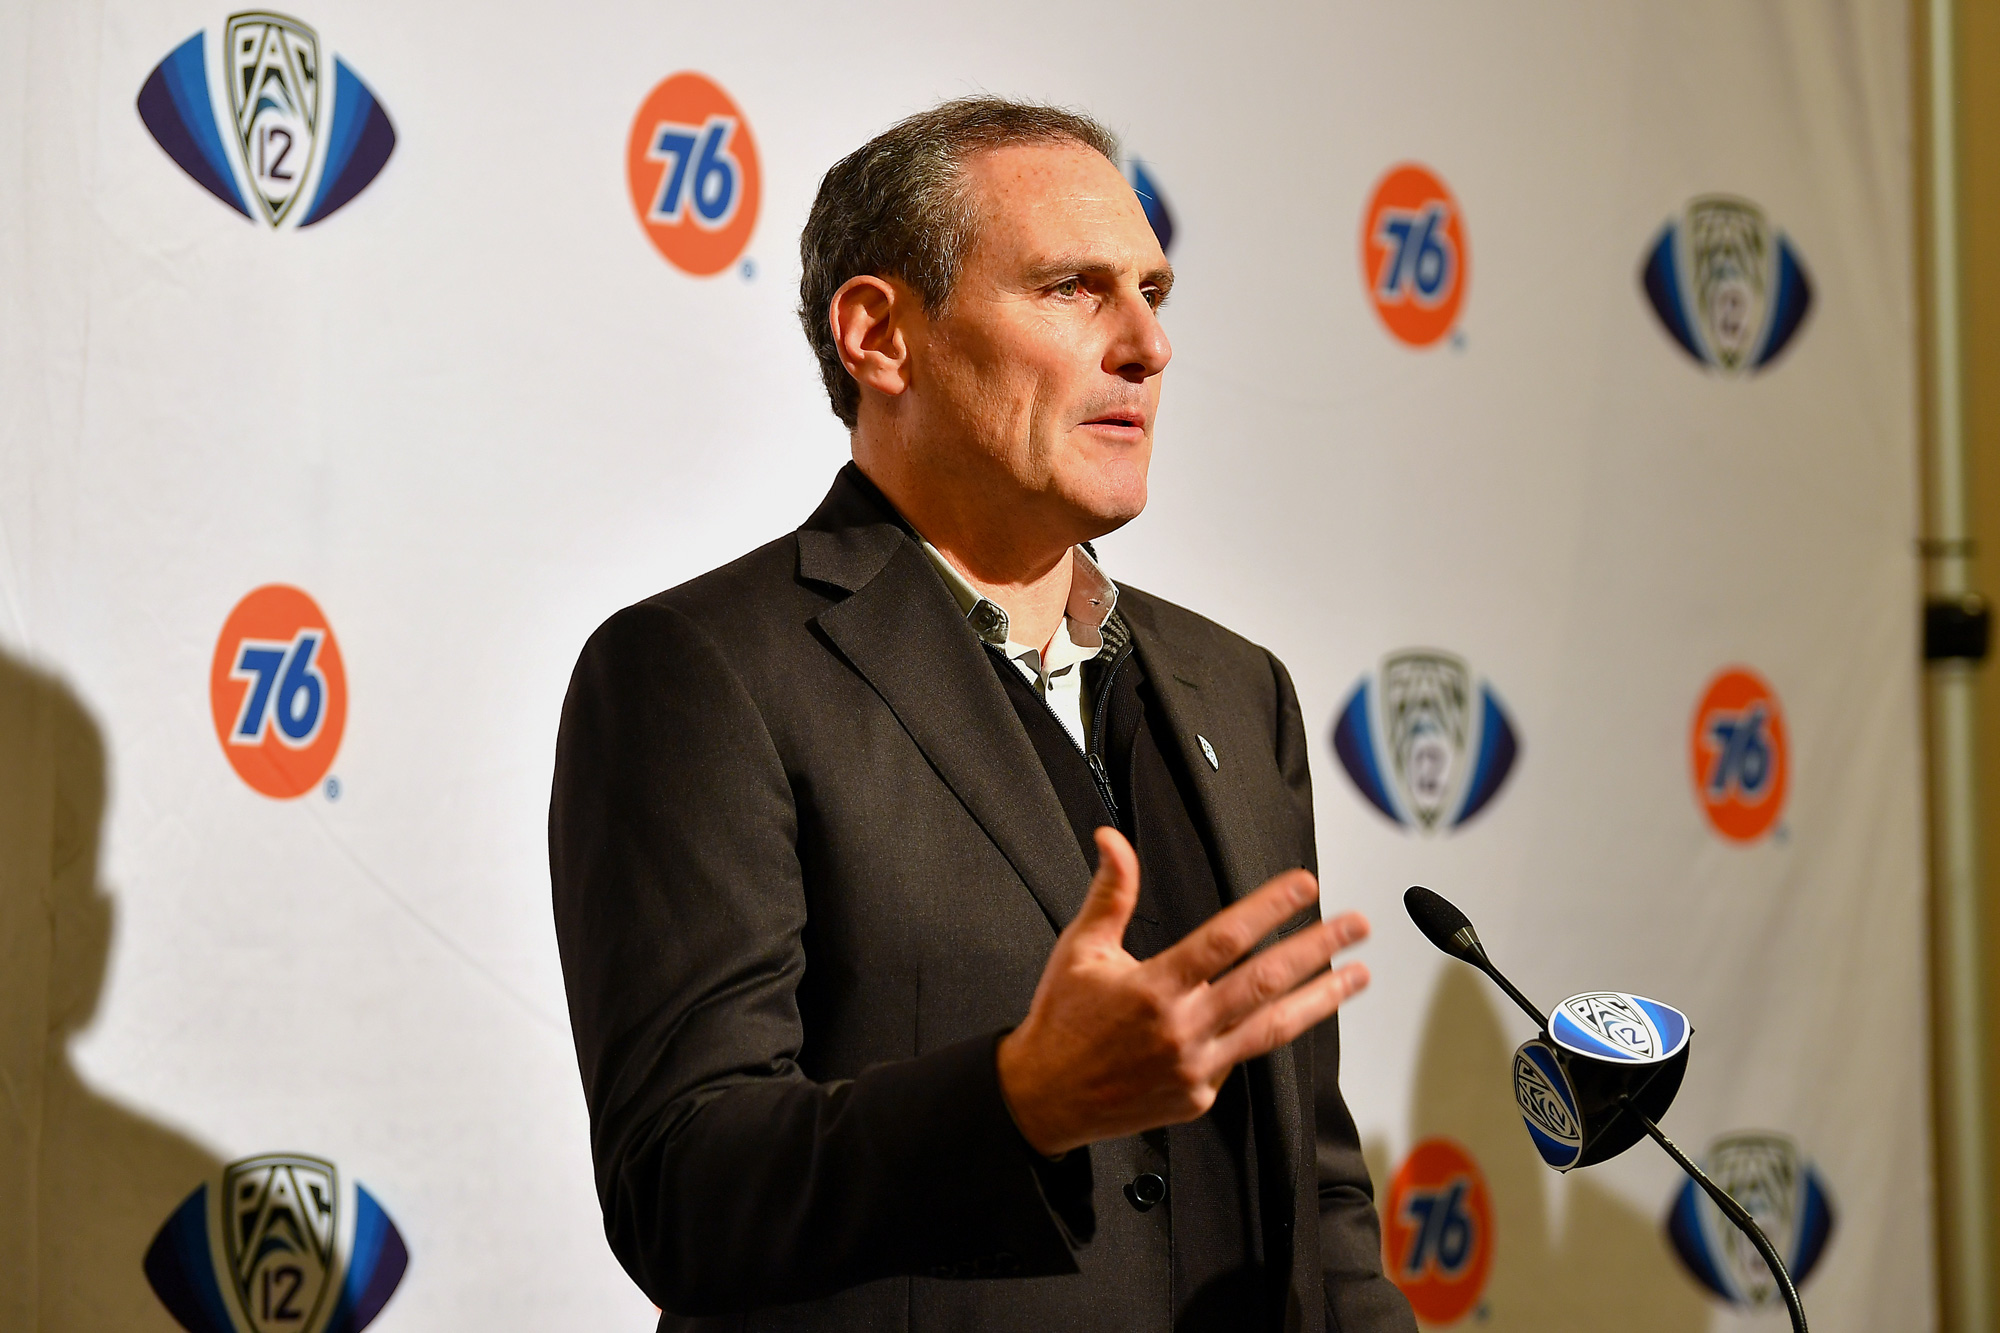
[797,96,1121,428]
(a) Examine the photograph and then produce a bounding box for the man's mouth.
[1080,410,1147,432]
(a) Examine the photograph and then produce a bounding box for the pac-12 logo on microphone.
[1383,1139,1492,1324]
[145,1152,408,1333]
[1691,667,1788,842]
[136,12,396,229]
[1331,649,1519,833]
[210,585,346,799]
[1666,1132,1835,1309]
[1513,1042,1584,1170]
[1550,991,1689,1064]
[1642,196,1813,373]
[1361,164,1467,347]
[626,72,761,277]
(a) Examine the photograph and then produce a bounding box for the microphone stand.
[1401,888,1809,1332]
[1616,1095,1809,1333]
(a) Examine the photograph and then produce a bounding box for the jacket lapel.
[799,470,1093,935]
[1119,607,1283,909]
[1118,593,1312,1236]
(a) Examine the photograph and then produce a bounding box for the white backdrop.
[1,1,1929,1330]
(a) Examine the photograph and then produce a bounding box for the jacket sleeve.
[1312,1018,1418,1333]
[1268,652,1418,1333]
[549,600,1086,1316]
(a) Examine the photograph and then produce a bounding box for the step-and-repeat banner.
[0,2,1929,1329]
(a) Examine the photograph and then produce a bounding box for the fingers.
[1201,911,1370,1032]
[1064,826,1142,947]
[1152,868,1320,987]
[1213,959,1372,1068]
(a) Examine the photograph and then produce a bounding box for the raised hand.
[995,826,1370,1157]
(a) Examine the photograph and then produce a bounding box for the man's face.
[912,141,1173,538]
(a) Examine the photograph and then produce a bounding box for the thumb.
[1066,826,1141,945]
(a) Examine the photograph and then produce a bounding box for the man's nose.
[1106,297,1172,383]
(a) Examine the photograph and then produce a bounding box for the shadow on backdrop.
[0,648,221,1330]
[1368,965,1714,1331]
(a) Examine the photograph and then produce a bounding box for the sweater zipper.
[1084,641,1133,830]
[990,639,1130,831]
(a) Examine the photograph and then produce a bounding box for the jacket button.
[1124,1172,1167,1212]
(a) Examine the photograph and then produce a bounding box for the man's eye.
[1052,277,1082,298]
[1143,288,1163,309]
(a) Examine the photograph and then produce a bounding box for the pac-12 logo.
[144,1152,407,1333]
[1125,158,1175,254]
[210,585,346,798]
[1383,1138,1493,1324]
[1666,1131,1835,1309]
[137,12,396,229]
[626,72,761,276]
[1691,666,1787,842]
[1361,164,1467,347]
[1332,649,1519,833]
[1642,196,1813,373]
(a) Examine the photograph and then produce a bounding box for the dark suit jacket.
[551,466,1416,1333]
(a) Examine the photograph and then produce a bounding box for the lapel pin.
[1197,735,1219,770]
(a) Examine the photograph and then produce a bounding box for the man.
[551,98,1416,1332]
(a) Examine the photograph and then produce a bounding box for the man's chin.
[1036,443,1149,538]
[1062,478,1148,540]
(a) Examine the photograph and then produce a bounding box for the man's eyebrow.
[1020,254,1177,295]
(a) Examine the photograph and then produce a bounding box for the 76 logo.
[229,631,327,748]
[1375,201,1456,306]
[1398,1176,1477,1279]
[1704,703,1774,800]
[647,115,741,228]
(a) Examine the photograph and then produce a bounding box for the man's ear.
[830,275,915,402]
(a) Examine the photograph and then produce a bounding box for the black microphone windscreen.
[1405,886,1478,959]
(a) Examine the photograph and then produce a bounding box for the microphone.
[1403,887,1546,1029]
[1403,886,1810,1333]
